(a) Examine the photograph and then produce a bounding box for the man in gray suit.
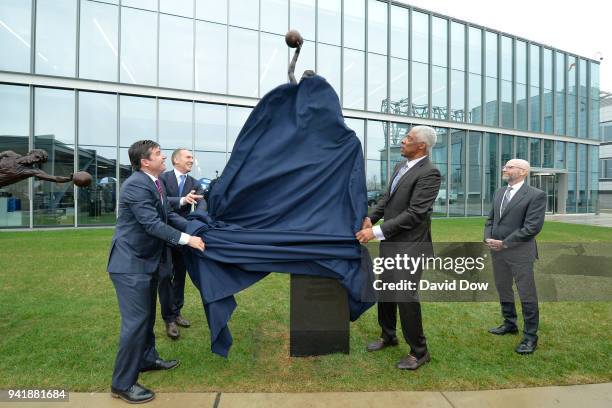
[107,140,205,404]
[356,125,441,370]
[484,158,546,355]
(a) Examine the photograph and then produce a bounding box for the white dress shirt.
[372,156,428,241]
[143,171,190,245]
[174,168,191,207]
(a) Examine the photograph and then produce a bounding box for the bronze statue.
[285,30,315,84]
[0,149,91,188]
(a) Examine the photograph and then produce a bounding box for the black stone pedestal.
[289,275,350,357]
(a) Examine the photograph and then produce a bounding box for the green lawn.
[0,220,611,392]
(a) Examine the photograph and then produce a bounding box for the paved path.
[546,213,612,227]
[2,383,610,408]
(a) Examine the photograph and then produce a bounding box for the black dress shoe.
[366,337,399,352]
[111,383,155,404]
[140,359,180,372]
[515,339,537,354]
[166,321,180,339]
[396,352,431,370]
[175,315,191,328]
[488,324,519,335]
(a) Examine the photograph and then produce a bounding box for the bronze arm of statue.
[0,149,73,188]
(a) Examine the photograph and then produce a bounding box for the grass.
[0,219,611,392]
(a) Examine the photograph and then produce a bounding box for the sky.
[400,0,612,93]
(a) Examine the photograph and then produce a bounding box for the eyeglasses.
[502,165,526,170]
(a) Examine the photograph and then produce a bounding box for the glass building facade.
[0,0,601,227]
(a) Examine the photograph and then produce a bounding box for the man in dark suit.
[107,140,205,404]
[158,148,205,339]
[356,125,441,370]
[484,158,546,355]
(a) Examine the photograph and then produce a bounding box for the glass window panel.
[192,151,226,181]
[120,7,157,85]
[390,5,408,59]
[367,53,387,112]
[543,139,554,168]
[290,0,315,41]
[516,83,527,130]
[543,48,552,90]
[195,103,226,152]
[579,95,588,138]
[501,134,513,164]
[468,27,481,75]
[468,73,482,123]
[366,120,387,160]
[366,120,388,199]
[411,11,428,64]
[260,33,288,96]
[501,80,513,128]
[530,44,540,89]
[317,0,340,45]
[567,142,576,171]
[261,0,288,35]
[122,0,157,11]
[483,132,498,209]
[317,44,341,98]
[367,0,387,55]
[159,14,194,90]
[450,69,465,122]
[228,27,258,97]
[388,122,408,162]
[35,0,77,77]
[227,106,252,151]
[516,40,526,84]
[578,143,587,213]
[229,0,258,30]
[160,0,193,18]
[343,48,365,109]
[77,146,117,225]
[530,138,541,167]
[589,145,598,212]
[79,92,117,147]
[484,76,498,126]
[432,127,447,216]
[485,31,497,78]
[590,62,600,100]
[516,136,528,161]
[196,0,227,24]
[543,90,553,134]
[432,66,447,120]
[568,55,577,93]
[555,90,565,136]
[567,93,576,136]
[432,17,447,67]
[195,21,227,93]
[450,22,464,71]
[343,0,365,50]
[554,141,565,169]
[555,52,565,91]
[159,99,193,150]
[389,57,409,115]
[450,129,465,216]
[0,0,32,73]
[119,95,156,147]
[344,117,364,152]
[79,1,118,82]
[530,85,540,131]
[411,62,428,118]
[33,88,75,226]
[0,85,30,228]
[467,131,482,216]
[590,97,600,140]
[501,36,512,81]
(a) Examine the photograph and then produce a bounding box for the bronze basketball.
[72,171,92,187]
[285,30,303,48]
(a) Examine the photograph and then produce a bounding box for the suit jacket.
[107,170,188,274]
[159,170,206,217]
[369,157,441,246]
[484,182,546,261]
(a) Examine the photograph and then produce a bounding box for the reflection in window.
[366,120,387,205]
[195,21,227,93]
[34,88,75,226]
[0,0,32,73]
[529,45,541,132]
[566,142,576,212]
[290,0,315,41]
[483,133,498,210]
[0,84,30,227]
[367,53,387,112]
[344,118,364,152]
[578,59,588,138]
[343,0,365,50]
[159,14,194,89]
[367,0,387,55]
[317,44,341,98]
[542,49,553,134]
[530,138,541,167]
[517,84,527,130]
[390,5,408,59]
[119,95,156,147]
[229,0,258,30]
[343,49,365,109]
[120,7,157,85]
[468,73,482,123]
[79,92,117,147]
[543,139,554,168]
[196,0,227,23]
[261,0,288,35]
[501,80,513,128]
[228,27,258,97]
[554,141,565,169]
[78,146,117,225]
[450,69,465,122]
[260,33,288,96]
[411,62,428,118]
[160,0,193,18]
[467,132,482,216]
[35,0,77,77]
[554,52,565,135]
[411,11,428,64]
[432,66,447,120]
[501,134,513,164]
[228,106,252,151]
[484,32,498,126]
[432,128,448,216]
[159,99,193,150]
[389,58,409,116]
[516,136,528,161]
[79,1,118,81]
[577,143,587,213]
[432,17,447,67]
[450,129,465,216]
[195,103,226,152]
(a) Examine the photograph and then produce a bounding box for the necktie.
[178,174,186,196]
[154,179,163,202]
[390,164,409,194]
[500,186,513,215]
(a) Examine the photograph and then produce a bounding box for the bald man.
[484,159,546,354]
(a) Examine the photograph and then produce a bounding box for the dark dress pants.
[157,248,177,324]
[170,247,188,316]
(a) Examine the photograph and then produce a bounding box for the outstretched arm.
[32,169,72,183]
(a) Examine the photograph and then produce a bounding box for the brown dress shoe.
[166,322,180,339]
[396,352,431,370]
[366,337,399,352]
[175,315,191,328]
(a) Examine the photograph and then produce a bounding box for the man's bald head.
[502,159,530,185]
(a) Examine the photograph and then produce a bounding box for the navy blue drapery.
[183,75,374,357]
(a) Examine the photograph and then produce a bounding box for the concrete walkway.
[2,383,610,408]
[546,213,612,227]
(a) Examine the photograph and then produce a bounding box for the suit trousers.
[157,248,177,323]
[491,253,539,341]
[170,247,188,315]
[110,272,161,391]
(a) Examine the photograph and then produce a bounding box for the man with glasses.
[484,159,546,354]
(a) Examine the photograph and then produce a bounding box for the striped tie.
[500,186,513,215]
[154,179,163,202]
